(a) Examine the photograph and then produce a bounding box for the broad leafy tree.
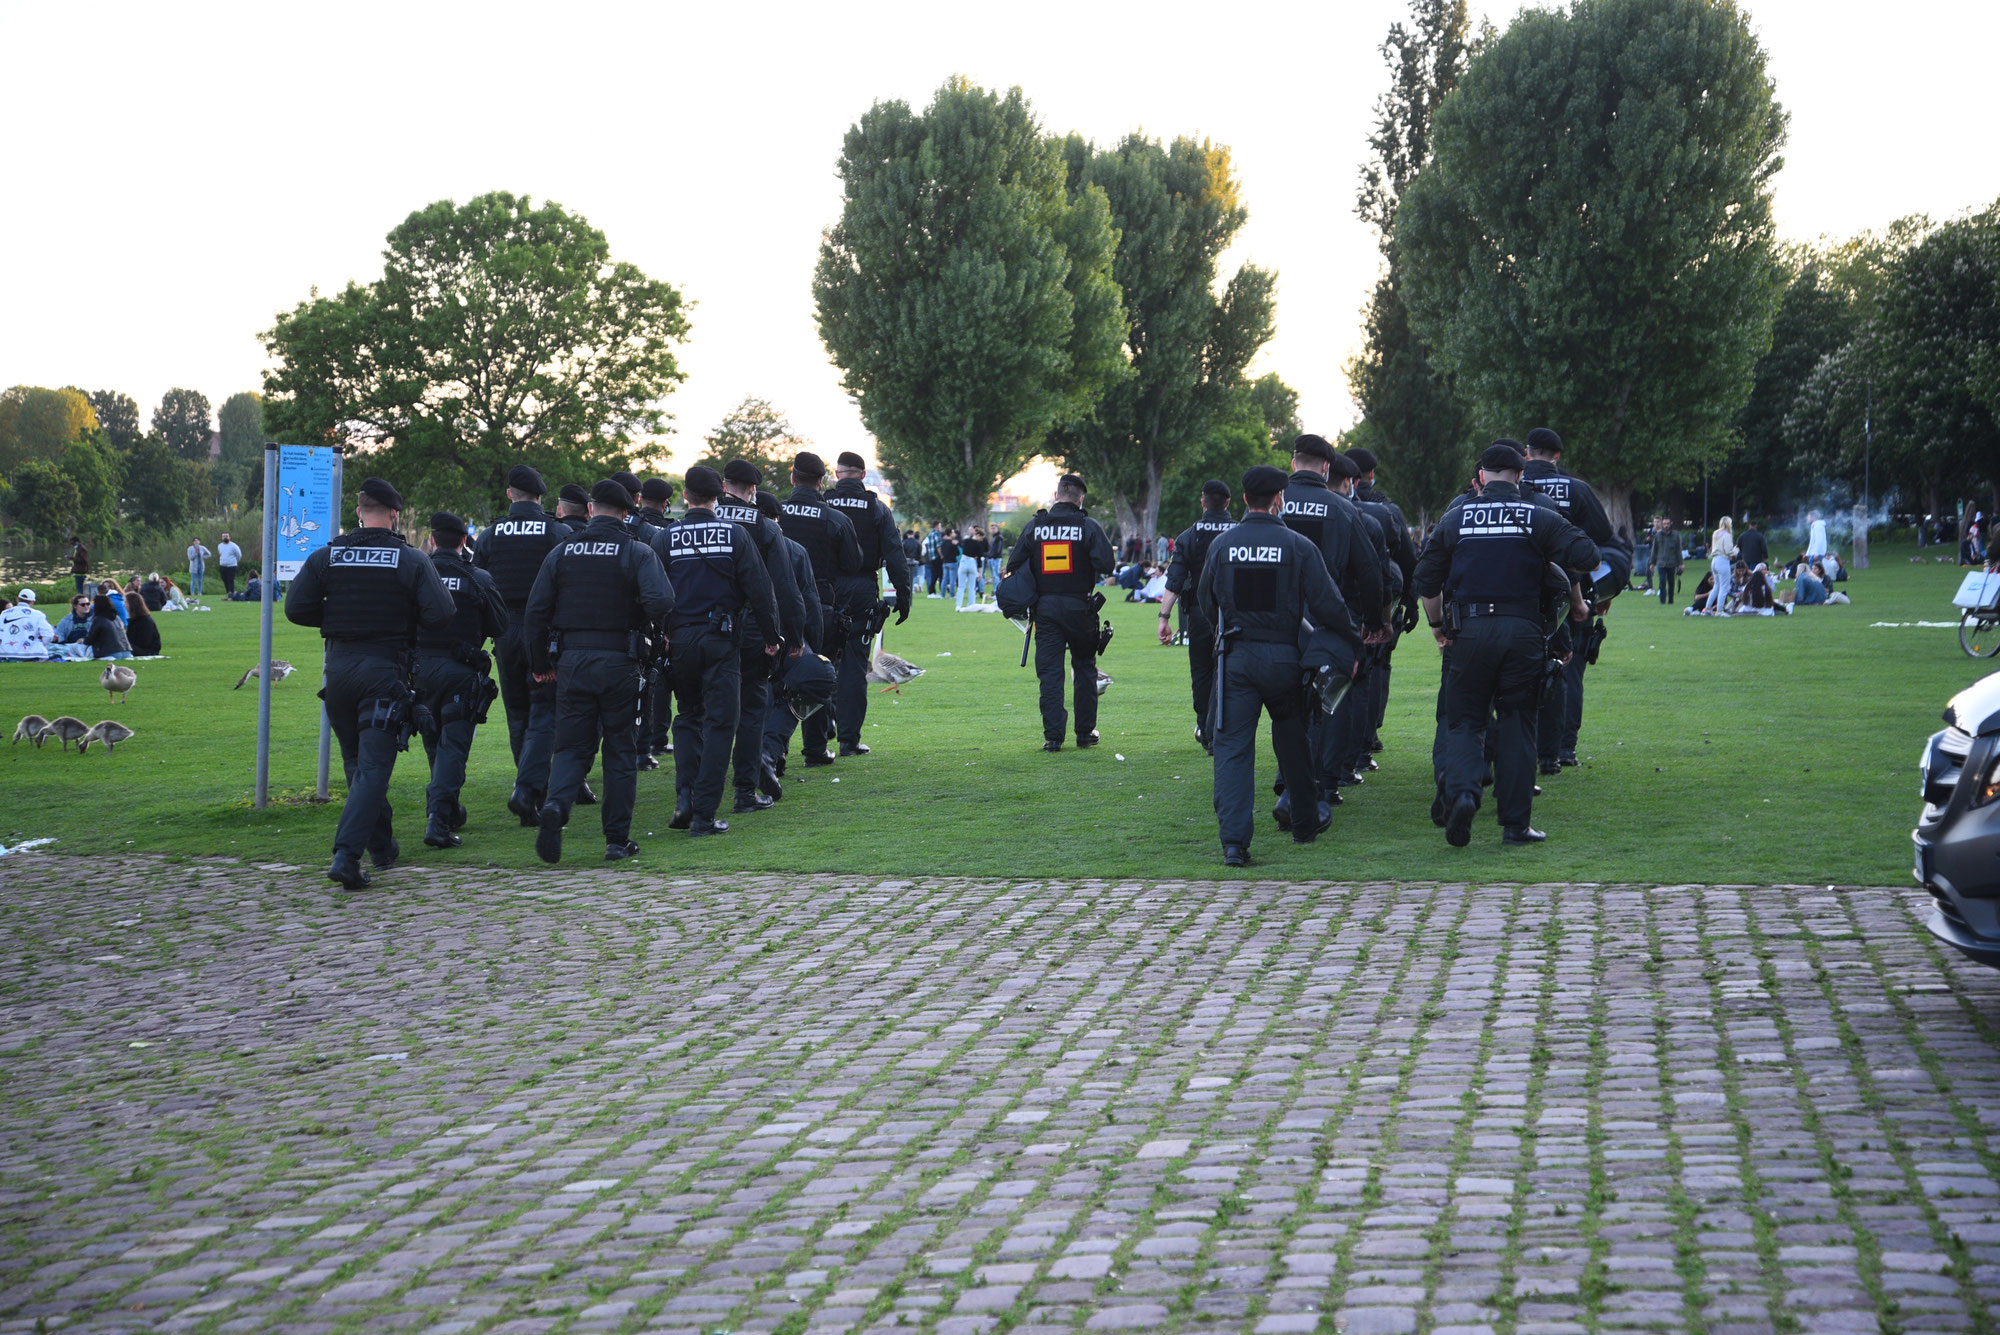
[153,387,213,461]
[3,460,82,540]
[263,192,690,515]
[814,78,1126,529]
[214,390,264,508]
[1161,375,1299,521]
[690,396,809,483]
[1398,0,1789,532]
[1050,133,1275,547]
[86,390,142,452]
[0,386,98,471]
[1723,253,1863,514]
[1350,0,1477,525]
[121,432,193,528]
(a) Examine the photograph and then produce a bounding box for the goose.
[13,715,48,747]
[101,663,136,703]
[866,648,925,689]
[234,659,295,690]
[77,721,135,754]
[42,717,89,751]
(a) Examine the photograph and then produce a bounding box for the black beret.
[507,464,546,495]
[1058,473,1086,494]
[1243,465,1289,497]
[722,459,762,487]
[1201,479,1231,501]
[682,465,723,499]
[1291,434,1336,464]
[640,477,673,503]
[359,477,403,511]
[592,479,634,510]
[1329,452,1361,480]
[558,483,590,506]
[429,511,467,540]
[1525,426,1564,455]
[793,451,826,478]
[836,451,866,471]
[754,489,782,520]
[1344,447,1378,475]
[1479,441,1527,473]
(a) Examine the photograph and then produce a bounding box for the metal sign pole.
[254,443,278,809]
[316,449,343,799]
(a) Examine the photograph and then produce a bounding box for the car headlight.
[1975,751,2000,808]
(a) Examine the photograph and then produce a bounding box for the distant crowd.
[1632,510,1853,617]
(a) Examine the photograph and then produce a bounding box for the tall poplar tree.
[813,78,1126,528]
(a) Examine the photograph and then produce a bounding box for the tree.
[87,390,142,451]
[58,434,123,538]
[690,396,809,482]
[1723,254,1863,515]
[1247,373,1301,452]
[1350,0,1478,526]
[3,460,81,540]
[1048,134,1276,547]
[0,386,98,471]
[153,388,213,461]
[1161,377,1298,522]
[214,391,264,507]
[1397,0,1789,534]
[120,433,193,529]
[263,191,690,515]
[813,78,1127,529]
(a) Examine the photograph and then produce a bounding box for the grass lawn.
[0,543,1984,884]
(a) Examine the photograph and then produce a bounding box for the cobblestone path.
[5,858,2000,1335]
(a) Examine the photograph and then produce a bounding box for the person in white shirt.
[1804,510,1829,560]
[217,533,243,596]
[187,539,213,597]
[0,589,56,660]
[1704,517,1737,613]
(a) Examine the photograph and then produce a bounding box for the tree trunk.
[1111,493,1140,559]
[1598,481,1634,547]
[1139,451,1164,557]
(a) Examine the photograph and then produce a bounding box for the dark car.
[1916,670,2000,965]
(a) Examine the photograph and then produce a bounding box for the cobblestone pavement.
[6,859,2000,1335]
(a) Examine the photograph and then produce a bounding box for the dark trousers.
[545,651,643,846]
[1561,637,1589,753]
[1186,613,1215,736]
[834,576,876,747]
[734,647,773,792]
[803,584,837,757]
[1442,616,1543,830]
[414,654,480,823]
[494,622,556,797]
[323,646,407,862]
[1033,600,1098,743]
[1536,655,1566,764]
[1657,566,1679,603]
[220,565,238,595]
[668,632,740,821]
[1212,644,1315,849]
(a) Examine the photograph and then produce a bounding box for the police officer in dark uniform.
[1414,442,1598,847]
[414,512,508,848]
[555,484,590,531]
[1327,452,1398,788]
[760,487,826,782]
[472,465,568,825]
[717,461,805,811]
[636,477,680,762]
[636,478,676,531]
[660,466,783,836]
[1197,466,1353,867]
[1278,435,1386,825]
[283,477,455,889]
[1346,447,1418,758]
[775,452,863,766]
[522,480,675,863]
[1157,480,1235,750]
[824,451,912,756]
[1521,427,1621,772]
[1003,473,1115,751]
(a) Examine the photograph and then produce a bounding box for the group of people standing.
[285,450,911,890]
[907,523,1001,608]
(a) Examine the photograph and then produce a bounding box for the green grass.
[0,547,1984,883]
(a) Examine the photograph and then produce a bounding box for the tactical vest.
[1280,476,1354,579]
[1354,499,1405,600]
[321,529,420,641]
[1209,518,1306,641]
[826,482,883,570]
[665,513,742,628]
[1449,496,1546,603]
[419,552,488,653]
[778,488,843,587]
[1026,507,1096,598]
[478,503,562,610]
[549,523,645,632]
[1522,462,1581,520]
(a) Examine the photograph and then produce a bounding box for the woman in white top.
[1704,516,1737,613]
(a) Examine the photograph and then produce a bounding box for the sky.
[5,0,1997,488]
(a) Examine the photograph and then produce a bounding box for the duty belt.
[1231,627,1298,646]
[559,629,636,652]
[1454,599,1540,620]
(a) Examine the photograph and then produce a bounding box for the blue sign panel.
[274,445,335,579]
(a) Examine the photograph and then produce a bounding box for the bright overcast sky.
[5,0,1997,483]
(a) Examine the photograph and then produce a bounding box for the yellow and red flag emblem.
[1041,541,1074,574]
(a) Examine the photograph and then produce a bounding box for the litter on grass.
[0,838,56,856]
[1869,621,1960,628]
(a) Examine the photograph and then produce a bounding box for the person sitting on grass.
[124,590,162,656]
[99,580,128,623]
[1735,564,1779,615]
[0,590,56,661]
[53,594,93,643]
[159,575,192,611]
[84,593,133,660]
[1794,561,1829,606]
[138,572,167,612]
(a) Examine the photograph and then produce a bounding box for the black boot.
[1273,791,1292,830]
[1222,844,1250,868]
[509,785,541,827]
[535,804,564,863]
[327,852,371,890]
[605,840,641,861]
[370,839,399,870]
[838,742,871,756]
[670,791,694,830]
[423,815,461,849]
[733,789,774,814]
[577,782,598,804]
[450,802,469,831]
[1503,825,1549,845]
[759,761,784,802]
[690,815,730,837]
[1445,794,1478,848]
